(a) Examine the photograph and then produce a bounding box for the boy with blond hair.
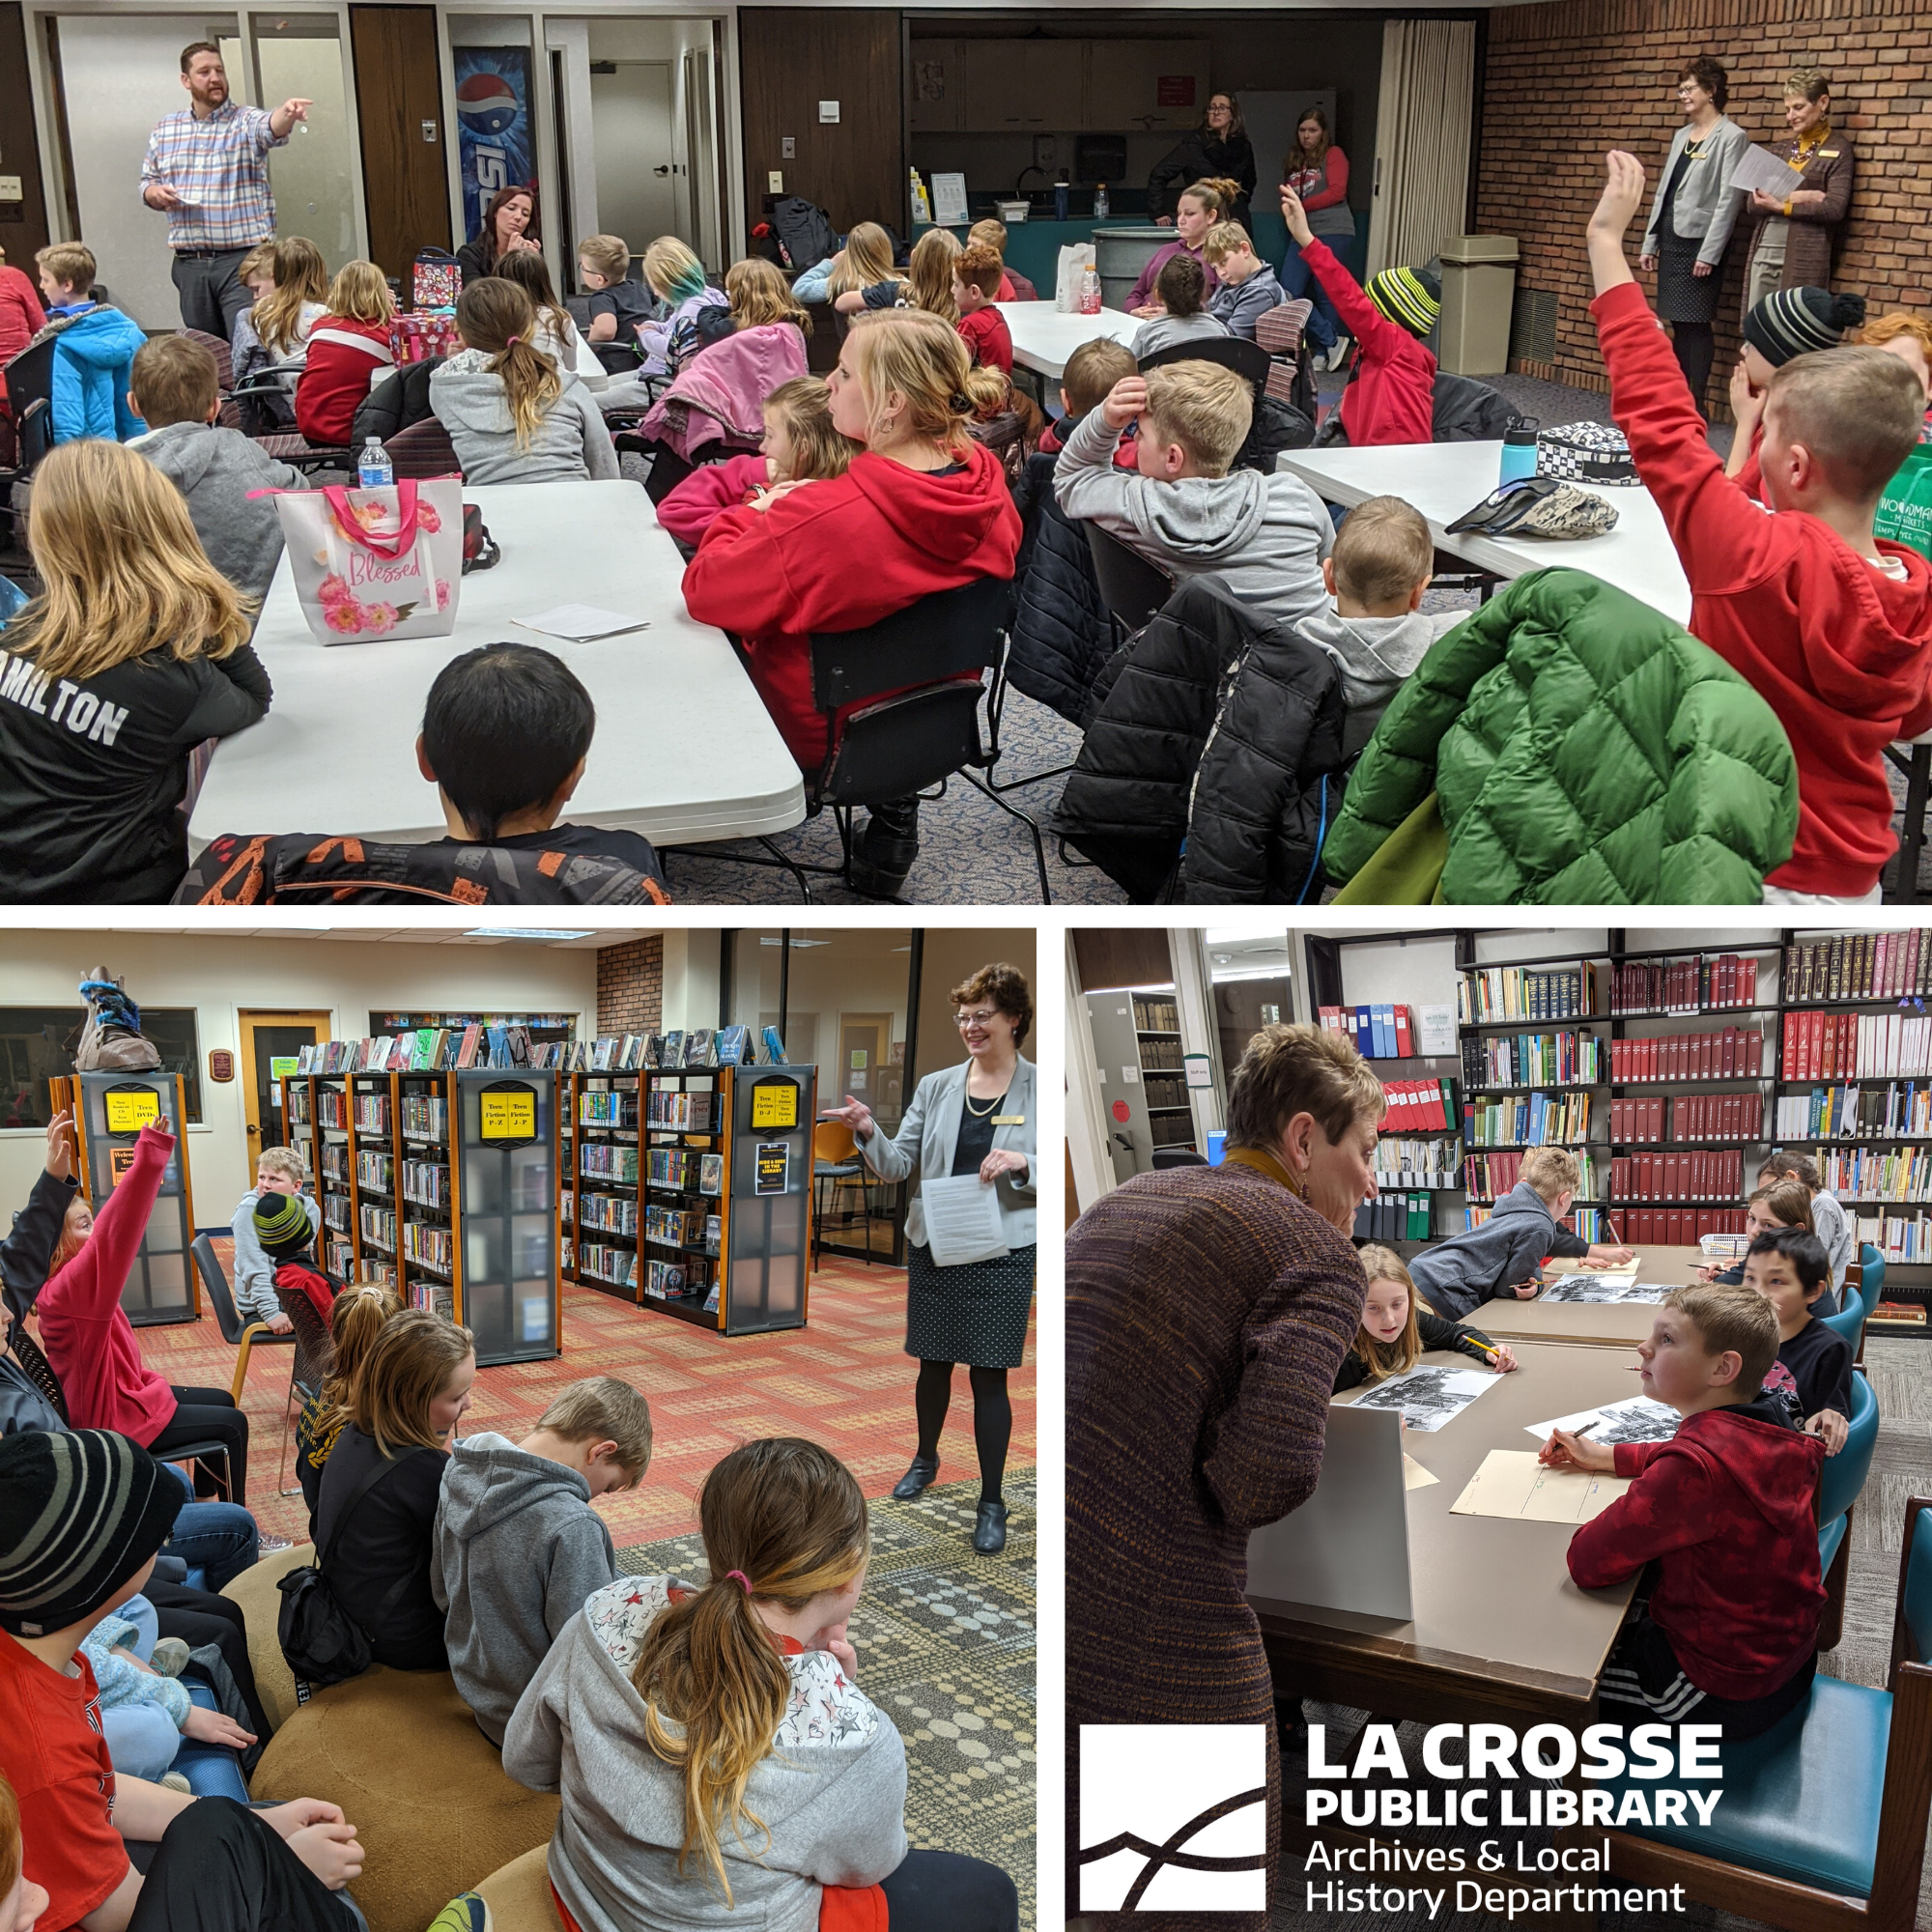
[33,242,147,444]
[1548,1283,1826,1737]
[229,1143,321,1332]
[434,1375,653,1745]
[1587,149,1932,903]
[1407,1145,1634,1319]
[952,242,1013,374]
[1054,362,1333,628]
[1203,221,1285,342]
[1037,336,1136,457]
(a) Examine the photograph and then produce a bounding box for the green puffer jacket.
[1322,568,1799,903]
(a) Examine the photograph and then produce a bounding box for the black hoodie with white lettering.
[0,639,271,902]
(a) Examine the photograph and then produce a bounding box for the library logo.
[1078,1724,1267,1912]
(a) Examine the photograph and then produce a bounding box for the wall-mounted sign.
[208,1050,235,1084]
[104,1091,160,1134]
[108,1146,140,1183]
[1156,74,1197,107]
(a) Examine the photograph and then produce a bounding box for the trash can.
[1437,235,1520,377]
[1094,226,1170,314]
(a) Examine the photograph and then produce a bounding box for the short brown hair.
[1758,1151,1822,1191]
[1155,252,1208,319]
[1143,360,1252,476]
[130,334,218,428]
[1202,221,1252,267]
[1747,1178,1815,1233]
[1225,1022,1385,1152]
[1331,495,1434,606]
[257,1147,306,1187]
[1663,1282,1779,1390]
[1063,338,1136,416]
[1766,347,1923,503]
[968,218,1009,254]
[537,1376,654,1481]
[577,234,630,283]
[36,242,94,294]
[1678,55,1729,110]
[180,39,220,71]
[950,961,1032,1048]
[955,242,1004,300]
[1520,1146,1581,1199]
[353,1309,473,1455]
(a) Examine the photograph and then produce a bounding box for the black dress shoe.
[892,1456,939,1500]
[973,1500,1009,1554]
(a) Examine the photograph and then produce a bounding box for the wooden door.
[238,1012,331,1166]
[350,5,450,276]
[0,5,52,263]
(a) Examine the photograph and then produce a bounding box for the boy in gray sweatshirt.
[1055,364,1333,632]
[434,1375,652,1745]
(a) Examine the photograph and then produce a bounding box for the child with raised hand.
[500,1435,1019,1932]
[1130,253,1229,359]
[431,277,619,485]
[1335,1245,1516,1392]
[1742,1227,1853,1454]
[952,243,1013,373]
[1723,286,1867,498]
[0,439,270,904]
[656,376,857,547]
[295,1285,400,1532]
[295,259,396,447]
[434,1376,653,1747]
[1545,1283,1825,1738]
[1586,147,1932,904]
[1203,222,1286,342]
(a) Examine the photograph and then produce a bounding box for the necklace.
[963,1087,1004,1119]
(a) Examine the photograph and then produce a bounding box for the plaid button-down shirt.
[139,99,286,251]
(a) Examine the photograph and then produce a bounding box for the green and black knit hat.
[0,1431,182,1635]
[1743,286,1867,368]
[1366,265,1442,339]
[254,1189,314,1262]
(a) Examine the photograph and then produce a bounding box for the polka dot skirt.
[904,1243,1036,1369]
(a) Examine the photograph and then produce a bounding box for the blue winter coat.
[49,305,148,443]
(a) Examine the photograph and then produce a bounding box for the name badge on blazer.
[992,1115,1025,1126]
[1818,149,1840,158]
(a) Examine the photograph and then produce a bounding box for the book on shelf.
[1609,953,1761,1015]
[716,1026,753,1066]
[1871,1299,1928,1325]
[684,1029,715,1068]
[1319,1005,1420,1059]
[1372,1139,1462,1187]
[760,1026,786,1065]
[700,1152,724,1195]
[1466,1202,1605,1242]
[660,1031,685,1069]
[1608,1029,1764,1083]
[1464,1149,1600,1204]
[1352,1192,1435,1242]
[1780,1008,1932,1082]
[1603,1207,1747,1244]
[1855,1210,1932,1263]
[1787,930,1932,1005]
[1463,1091,1592,1148]
[1462,1031,1604,1091]
[1379,1077,1456,1131]
[1609,1149,1744,1203]
[1816,1145,1932,1203]
[1131,993,1179,1033]
[1459,963,1598,1025]
[1776,1080,1932,1141]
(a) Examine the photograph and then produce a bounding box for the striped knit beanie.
[1366,265,1442,339]
[255,1188,314,1261]
[0,1431,182,1635]
[1743,287,1867,368]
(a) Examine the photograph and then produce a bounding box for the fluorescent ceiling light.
[758,936,832,948]
[462,928,594,942]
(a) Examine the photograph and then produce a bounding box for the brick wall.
[1478,0,1932,409]
[596,937,663,1035]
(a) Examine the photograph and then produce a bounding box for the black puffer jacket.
[352,358,444,449]
[1008,450,1116,726]
[1179,616,1349,903]
[1055,580,1245,901]
[1433,372,1515,443]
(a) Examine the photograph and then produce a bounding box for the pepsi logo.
[455,71,520,137]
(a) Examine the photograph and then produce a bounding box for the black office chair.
[1151,1147,1208,1169]
[192,1231,291,1407]
[1137,335,1272,386]
[3,334,60,481]
[1085,524,1174,637]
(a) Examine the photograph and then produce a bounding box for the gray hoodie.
[429,350,621,486]
[1296,607,1467,757]
[1407,1179,1589,1320]
[133,421,308,602]
[433,1432,617,1746]
[1054,408,1332,631]
[503,1576,909,1932]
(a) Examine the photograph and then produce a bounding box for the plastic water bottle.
[1078,267,1102,316]
[357,437,394,489]
[1094,182,1111,219]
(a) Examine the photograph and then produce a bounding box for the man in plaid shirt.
[141,41,311,338]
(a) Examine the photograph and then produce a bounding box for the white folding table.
[188,479,807,850]
[996,301,1141,384]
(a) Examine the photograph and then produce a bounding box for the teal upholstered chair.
[1818,1273,1865,1354]
[1817,1371,1880,1652]
[1568,1496,1932,1932]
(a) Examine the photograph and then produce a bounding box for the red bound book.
[1394,1007,1413,1058]
[1780,1015,1797,1081]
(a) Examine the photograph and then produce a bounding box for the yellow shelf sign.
[751,1081,798,1130]
[104,1091,160,1134]
[479,1090,537,1141]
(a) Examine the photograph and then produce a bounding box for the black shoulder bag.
[277,1445,426,1699]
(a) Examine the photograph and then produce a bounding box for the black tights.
[914,1358,1010,1505]
[1671,321,1717,418]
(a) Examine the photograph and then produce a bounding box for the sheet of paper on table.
[1450,1450,1632,1524]
[514,605,652,642]
[1404,1454,1438,1492]
[1541,1276,1672,1304]
[919,1172,1009,1266]
[1348,1363,1500,1434]
[1522,1395,1680,1446]
[1728,143,1809,202]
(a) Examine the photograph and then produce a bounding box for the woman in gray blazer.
[1638,55,1752,416]
[820,962,1036,1556]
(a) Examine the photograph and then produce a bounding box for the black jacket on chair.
[351,359,444,451]
[1008,450,1116,727]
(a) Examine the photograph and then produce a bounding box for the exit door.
[238,1012,331,1168]
[590,62,677,251]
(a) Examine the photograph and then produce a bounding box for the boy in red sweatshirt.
[1587,149,1932,902]
[251,1190,338,1327]
[1545,1282,1825,1738]
[952,244,1013,377]
[1280,186,1437,446]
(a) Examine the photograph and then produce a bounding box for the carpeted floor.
[136,1254,1035,1548]
[1270,1333,1932,1932]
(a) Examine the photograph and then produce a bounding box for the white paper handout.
[515,605,652,642]
[1450,1450,1631,1524]
[1728,143,1808,202]
[1348,1364,1499,1433]
[1522,1395,1680,1447]
[920,1172,1009,1266]
[1541,1275,1672,1304]
[931,172,970,225]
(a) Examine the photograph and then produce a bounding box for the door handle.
[654,164,670,176]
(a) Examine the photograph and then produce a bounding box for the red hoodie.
[0,266,46,408]
[1595,279,1932,895]
[1567,1398,1825,1701]
[273,1257,337,1326]
[681,442,1021,768]
[1300,237,1435,448]
[36,1126,177,1446]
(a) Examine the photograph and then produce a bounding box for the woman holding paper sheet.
[1740,70,1856,315]
[819,961,1035,1558]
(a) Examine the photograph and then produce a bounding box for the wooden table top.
[1468,1245,1718,1349]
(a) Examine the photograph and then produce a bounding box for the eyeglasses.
[954,1009,1001,1028]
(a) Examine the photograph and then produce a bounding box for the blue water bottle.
[357,437,394,489]
[1500,416,1539,488]
[1055,177,1069,222]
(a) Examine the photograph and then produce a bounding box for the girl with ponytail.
[1123,177,1237,316]
[430,277,620,486]
[504,1436,1019,1932]
[294,1285,401,1530]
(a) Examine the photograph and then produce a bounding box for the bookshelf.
[1084,989,1202,1179]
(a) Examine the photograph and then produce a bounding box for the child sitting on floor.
[952,243,1013,373]
[655,375,857,547]
[1407,1145,1634,1319]
[295,259,395,447]
[434,1376,654,1746]
[1131,254,1229,360]
[1743,1227,1853,1454]
[1204,222,1286,342]
[1586,147,1932,904]
[1724,287,1867,499]
[1336,1245,1516,1390]
[1280,186,1437,445]
[1548,1284,1825,1738]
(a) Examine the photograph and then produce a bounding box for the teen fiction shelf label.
[104,1091,161,1134]
[751,1080,800,1131]
[480,1091,537,1141]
